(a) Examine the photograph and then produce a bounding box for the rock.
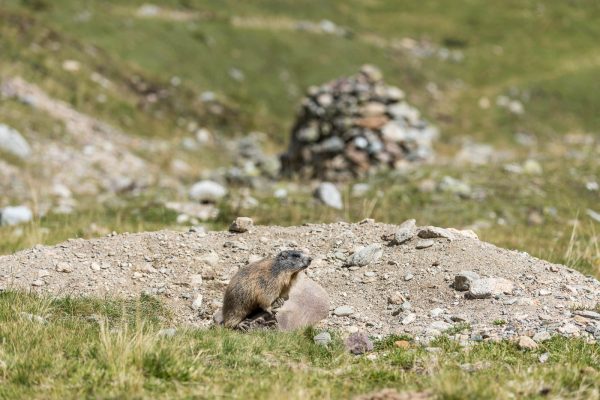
[315,182,343,210]
[276,274,330,331]
[157,328,176,338]
[574,310,600,321]
[345,332,373,355]
[430,321,451,331]
[468,277,514,299]
[402,313,416,325]
[539,353,550,363]
[430,308,444,318]
[558,323,580,335]
[404,273,414,281]
[314,332,332,346]
[31,280,45,287]
[415,239,434,249]
[538,289,552,296]
[229,217,254,233]
[191,294,203,310]
[387,291,405,305]
[55,262,73,273]
[0,124,32,160]
[213,309,224,325]
[20,312,47,324]
[0,206,33,226]
[346,244,383,267]
[453,271,481,291]
[533,331,551,342]
[189,180,227,203]
[417,226,455,240]
[391,219,416,245]
[517,336,538,350]
[333,305,354,317]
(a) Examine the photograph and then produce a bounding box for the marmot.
[222,250,312,329]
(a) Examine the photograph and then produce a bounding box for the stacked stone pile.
[281,65,438,180]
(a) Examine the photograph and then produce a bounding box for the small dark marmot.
[222,250,312,328]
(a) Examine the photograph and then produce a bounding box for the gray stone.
[417,226,455,240]
[0,206,33,226]
[574,310,600,321]
[276,275,330,331]
[189,180,227,203]
[539,353,550,363]
[454,271,481,291]
[430,321,451,331]
[468,277,514,299]
[191,294,203,310]
[0,124,31,160]
[415,239,434,249]
[157,328,177,338]
[558,323,579,335]
[517,336,538,350]
[315,182,343,210]
[345,332,373,355]
[402,313,416,325]
[314,332,332,346]
[533,331,551,342]
[333,305,354,317]
[392,219,416,245]
[229,217,254,233]
[404,273,414,281]
[346,244,383,267]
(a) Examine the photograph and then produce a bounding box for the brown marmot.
[222,250,312,329]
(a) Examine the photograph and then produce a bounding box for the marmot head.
[273,250,312,275]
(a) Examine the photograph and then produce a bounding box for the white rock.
[454,271,481,291]
[333,305,354,316]
[517,336,538,350]
[315,182,343,210]
[0,206,33,226]
[430,321,451,331]
[0,124,31,159]
[468,277,514,299]
[191,294,203,310]
[558,323,579,335]
[346,244,383,267]
[189,180,227,203]
[402,313,416,325]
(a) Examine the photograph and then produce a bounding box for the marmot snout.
[222,250,312,328]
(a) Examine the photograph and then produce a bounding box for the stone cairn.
[281,65,438,181]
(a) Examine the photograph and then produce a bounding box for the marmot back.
[222,250,312,328]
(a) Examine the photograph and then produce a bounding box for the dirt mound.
[1,221,599,343]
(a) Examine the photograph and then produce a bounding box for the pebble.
[315,182,343,210]
[0,206,33,226]
[157,328,177,338]
[468,277,514,299]
[417,226,455,240]
[517,336,538,350]
[415,239,434,249]
[533,331,552,342]
[387,291,404,305]
[430,308,444,317]
[346,244,383,267]
[189,180,227,203]
[345,332,373,355]
[574,310,600,321]
[191,294,203,310]
[454,271,481,291]
[31,280,45,287]
[538,289,552,296]
[558,323,579,335]
[229,217,254,233]
[55,262,73,273]
[402,313,416,325]
[333,305,354,316]
[314,332,332,346]
[394,340,410,349]
[392,219,416,245]
[0,123,32,160]
[404,273,414,281]
[539,353,550,363]
[430,321,451,331]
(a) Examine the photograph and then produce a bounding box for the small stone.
[404,273,414,281]
[0,124,31,160]
[558,323,579,335]
[346,244,383,267]
[333,306,354,317]
[315,182,343,210]
[394,340,410,349]
[538,289,552,296]
[417,226,455,240]
[0,206,33,226]
[430,321,451,331]
[229,217,254,233]
[55,262,73,273]
[387,291,404,305]
[454,271,481,291]
[415,239,434,249]
[402,313,416,325]
[314,332,332,346]
[190,274,203,287]
[574,310,600,321]
[539,353,550,363]
[345,332,373,355]
[391,219,416,245]
[533,331,551,342]
[430,308,444,318]
[400,301,412,311]
[189,180,227,203]
[468,277,514,299]
[31,280,45,287]
[518,336,538,350]
[38,269,50,278]
[157,328,176,338]
[549,265,559,272]
[191,294,203,310]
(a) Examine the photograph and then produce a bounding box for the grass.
[0,291,599,399]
